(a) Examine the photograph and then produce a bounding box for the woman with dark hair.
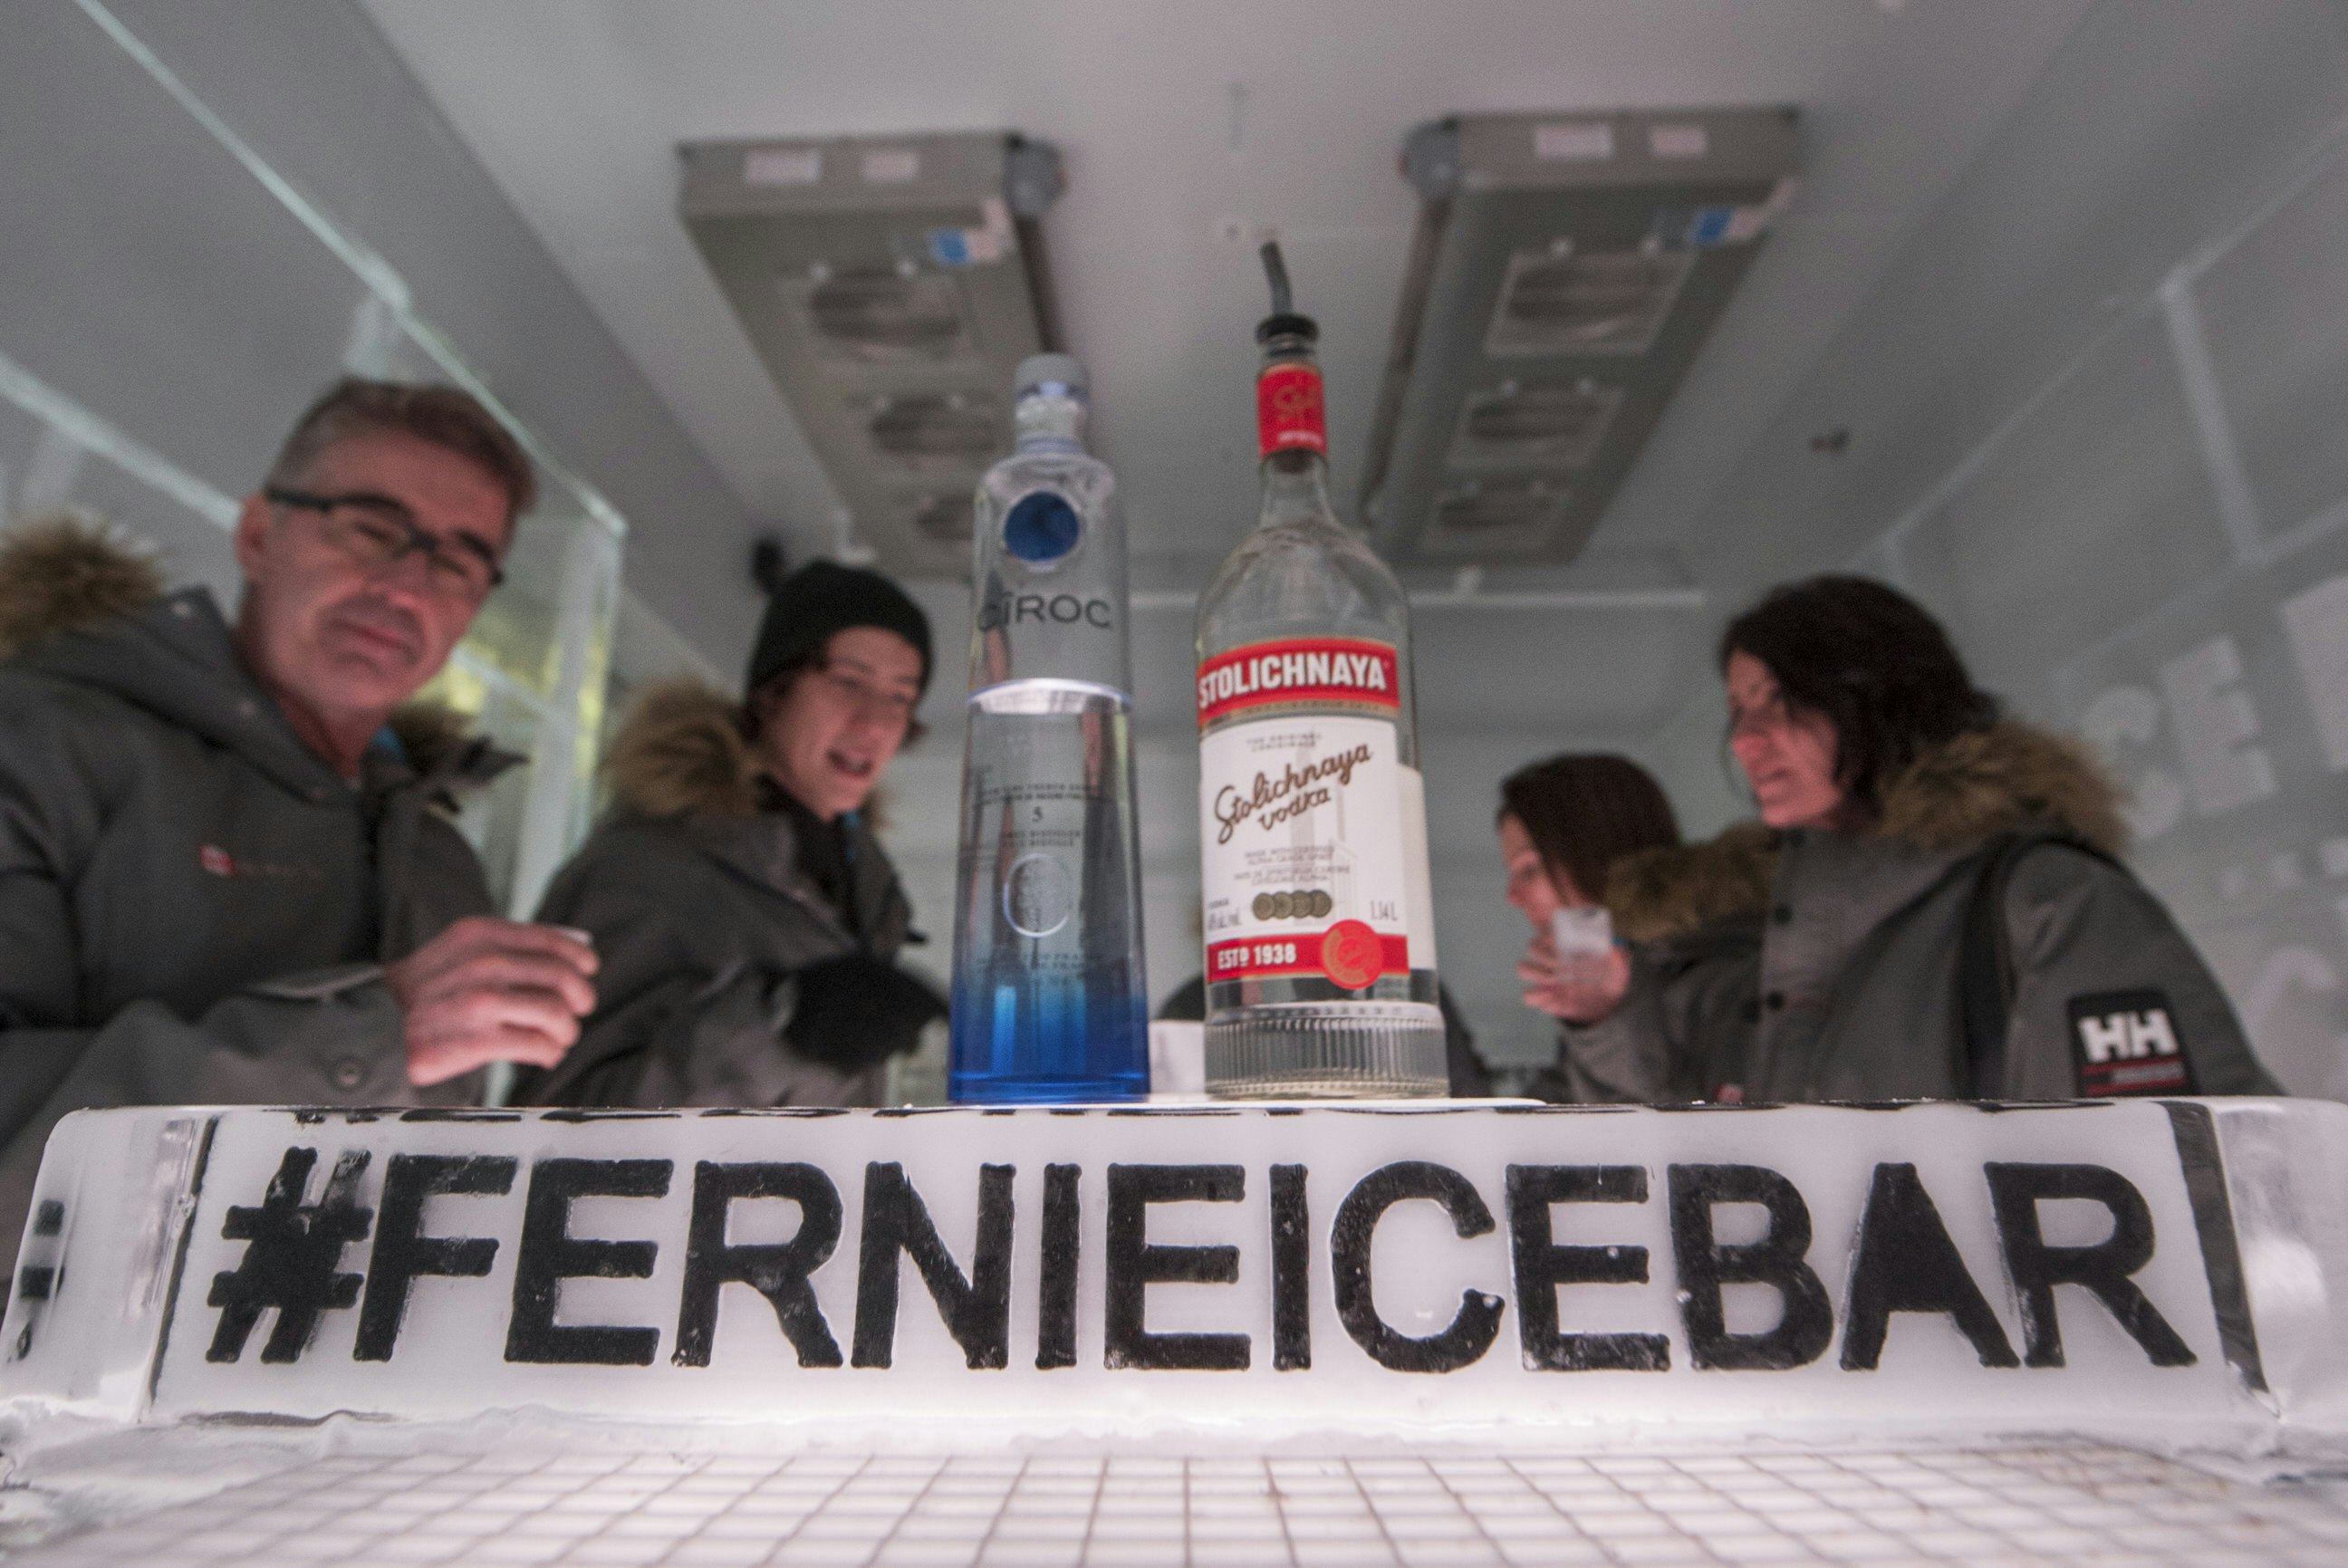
[1653,572,2275,1101]
[1496,754,1764,1101]
[516,561,945,1108]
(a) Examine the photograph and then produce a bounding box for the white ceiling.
[360,0,2093,734]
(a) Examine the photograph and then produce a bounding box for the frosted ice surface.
[7,1103,2348,1562]
[5,1436,2348,1565]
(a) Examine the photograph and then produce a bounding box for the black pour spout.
[1256,240,1318,346]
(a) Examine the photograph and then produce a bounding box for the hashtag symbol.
[206,1147,374,1364]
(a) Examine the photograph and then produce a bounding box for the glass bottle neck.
[1258,447,1337,525]
[1013,391,1088,454]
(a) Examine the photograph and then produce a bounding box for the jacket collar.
[601,678,764,818]
[15,578,513,811]
[1608,721,2128,943]
[369,701,521,810]
[22,586,351,803]
[1604,821,1775,946]
[598,676,905,928]
[1871,721,2126,857]
[685,799,899,943]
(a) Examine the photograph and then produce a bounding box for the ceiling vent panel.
[786,268,977,365]
[1363,108,1797,568]
[900,490,977,544]
[1486,247,1693,358]
[858,392,1002,467]
[1448,380,1624,470]
[1421,478,1572,558]
[681,131,1064,580]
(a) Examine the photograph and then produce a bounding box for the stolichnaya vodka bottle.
[1193,246,1446,1098]
[948,353,1150,1101]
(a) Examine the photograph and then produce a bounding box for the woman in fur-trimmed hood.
[1580,575,2276,1103]
[515,562,944,1109]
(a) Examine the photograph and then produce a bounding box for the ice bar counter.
[1,1098,2346,1563]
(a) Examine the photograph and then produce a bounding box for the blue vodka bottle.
[947,354,1149,1101]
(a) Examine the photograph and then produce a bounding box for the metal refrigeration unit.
[679,131,1066,580]
[1361,109,1798,566]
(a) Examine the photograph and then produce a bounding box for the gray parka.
[1550,723,2277,1103]
[0,526,505,1262]
[515,682,915,1109]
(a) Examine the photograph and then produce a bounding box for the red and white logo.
[1197,637,1400,730]
[1208,923,1407,990]
[197,844,236,878]
[1319,920,1385,989]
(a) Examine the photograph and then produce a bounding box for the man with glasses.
[516,561,944,1109]
[0,378,598,1265]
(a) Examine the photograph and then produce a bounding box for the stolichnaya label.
[1197,636,1399,726]
[1198,637,1425,988]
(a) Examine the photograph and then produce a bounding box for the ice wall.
[0,0,758,680]
[1641,1,2348,1100]
[0,0,757,919]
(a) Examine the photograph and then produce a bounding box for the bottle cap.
[1013,352,1087,401]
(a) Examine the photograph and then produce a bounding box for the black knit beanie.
[744,560,933,697]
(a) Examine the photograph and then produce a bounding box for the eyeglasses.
[265,486,505,601]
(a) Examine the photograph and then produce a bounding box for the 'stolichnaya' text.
[1213,744,1373,845]
[1197,641,1398,722]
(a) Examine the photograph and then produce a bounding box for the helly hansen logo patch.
[2068,990,2194,1096]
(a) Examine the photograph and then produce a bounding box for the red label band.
[1256,362,1326,457]
[1197,637,1400,728]
[1209,921,1408,990]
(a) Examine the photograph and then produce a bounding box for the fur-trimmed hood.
[1874,721,2126,857]
[602,679,764,819]
[1605,822,1775,946]
[0,514,165,659]
[600,678,901,831]
[2,514,498,792]
[1607,721,2129,943]
[380,700,516,798]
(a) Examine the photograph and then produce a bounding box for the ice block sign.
[2,1101,2338,1444]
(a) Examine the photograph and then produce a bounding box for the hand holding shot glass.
[1518,905,1631,1024]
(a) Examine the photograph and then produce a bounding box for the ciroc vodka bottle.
[948,353,1150,1101]
[1193,245,1447,1098]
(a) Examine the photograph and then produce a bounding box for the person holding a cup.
[1496,754,1763,1101]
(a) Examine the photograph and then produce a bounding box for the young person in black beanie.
[516,561,945,1108]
